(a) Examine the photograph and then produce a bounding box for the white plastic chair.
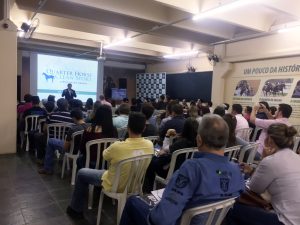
[236,127,253,142]
[238,143,259,164]
[96,154,153,225]
[154,148,198,188]
[251,127,263,142]
[61,130,84,185]
[47,123,71,159]
[117,127,127,140]
[85,138,118,209]
[23,115,40,151]
[144,136,159,144]
[179,198,236,225]
[47,123,71,142]
[293,136,300,153]
[224,145,241,161]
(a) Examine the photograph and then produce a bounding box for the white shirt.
[235,114,249,139]
[249,149,300,225]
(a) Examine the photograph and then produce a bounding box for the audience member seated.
[43,95,56,113]
[208,100,214,112]
[250,103,292,156]
[159,100,177,129]
[159,103,185,140]
[85,100,101,123]
[38,109,89,175]
[23,96,48,119]
[143,118,199,193]
[223,103,230,113]
[256,101,271,119]
[156,94,167,110]
[76,105,118,170]
[99,94,112,107]
[69,99,84,111]
[17,93,32,116]
[66,112,154,219]
[213,105,226,117]
[197,106,210,124]
[223,114,237,147]
[188,105,199,119]
[113,103,130,129]
[243,106,252,122]
[120,114,245,225]
[84,98,93,111]
[130,98,139,112]
[34,98,74,162]
[231,104,249,138]
[141,103,158,137]
[225,124,300,225]
[269,106,277,116]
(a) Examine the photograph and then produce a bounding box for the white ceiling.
[10,0,300,63]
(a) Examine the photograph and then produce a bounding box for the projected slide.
[37,54,98,102]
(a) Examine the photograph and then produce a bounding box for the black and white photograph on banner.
[234,80,260,97]
[292,80,300,98]
[261,78,293,97]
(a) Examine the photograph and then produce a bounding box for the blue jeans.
[225,202,284,225]
[120,196,151,225]
[44,138,64,172]
[70,168,104,212]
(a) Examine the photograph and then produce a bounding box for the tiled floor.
[0,152,116,225]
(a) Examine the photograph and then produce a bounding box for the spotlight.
[21,22,30,32]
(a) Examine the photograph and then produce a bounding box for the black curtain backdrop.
[166,72,213,101]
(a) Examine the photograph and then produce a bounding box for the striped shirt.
[47,111,73,124]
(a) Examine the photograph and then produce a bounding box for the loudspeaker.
[119,78,127,89]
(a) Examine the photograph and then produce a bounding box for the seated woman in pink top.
[225,123,300,225]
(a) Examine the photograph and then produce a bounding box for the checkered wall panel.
[136,73,166,99]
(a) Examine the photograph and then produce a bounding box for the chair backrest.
[236,128,253,142]
[85,138,118,169]
[179,198,236,225]
[251,127,263,142]
[38,118,47,133]
[238,143,259,164]
[24,115,40,133]
[117,127,127,140]
[144,136,159,144]
[47,123,71,141]
[110,154,153,194]
[165,148,198,182]
[293,136,300,153]
[224,145,241,161]
[69,130,84,155]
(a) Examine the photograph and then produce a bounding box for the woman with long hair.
[85,100,101,123]
[223,113,237,147]
[226,123,300,225]
[77,105,118,169]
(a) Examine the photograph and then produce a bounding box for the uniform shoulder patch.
[175,174,190,189]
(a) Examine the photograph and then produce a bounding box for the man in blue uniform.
[120,114,245,225]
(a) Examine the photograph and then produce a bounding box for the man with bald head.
[120,114,245,225]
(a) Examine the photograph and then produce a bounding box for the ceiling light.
[277,26,300,33]
[163,50,199,59]
[103,37,132,49]
[193,0,258,20]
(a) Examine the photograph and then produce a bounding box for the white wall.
[0,28,17,154]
